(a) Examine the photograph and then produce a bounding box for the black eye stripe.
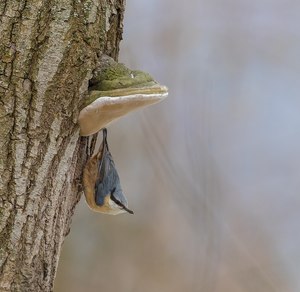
[110,192,123,207]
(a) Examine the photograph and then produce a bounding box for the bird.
[83,128,134,215]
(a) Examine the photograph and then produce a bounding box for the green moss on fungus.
[83,55,168,107]
[89,62,155,91]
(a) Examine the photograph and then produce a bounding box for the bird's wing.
[95,147,119,206]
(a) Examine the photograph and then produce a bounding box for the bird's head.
[98,187,134,215]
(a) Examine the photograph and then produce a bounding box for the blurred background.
[55,0,300,291]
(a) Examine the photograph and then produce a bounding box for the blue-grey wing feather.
[95,150,120,206]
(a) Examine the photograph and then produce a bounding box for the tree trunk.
[0,0,125,290]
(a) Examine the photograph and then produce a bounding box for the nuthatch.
[83,129,134,215]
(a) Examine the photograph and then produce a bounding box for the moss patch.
[89,62,155,91]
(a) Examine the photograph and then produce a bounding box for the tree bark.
[0,0,125,290]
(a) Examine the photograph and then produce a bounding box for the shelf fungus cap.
[78,55,168,136]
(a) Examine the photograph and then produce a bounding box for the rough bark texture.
[0,0,125,291]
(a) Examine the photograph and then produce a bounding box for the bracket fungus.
[78,55,168,136]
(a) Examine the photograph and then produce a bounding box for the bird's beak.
[122,205,134,215]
